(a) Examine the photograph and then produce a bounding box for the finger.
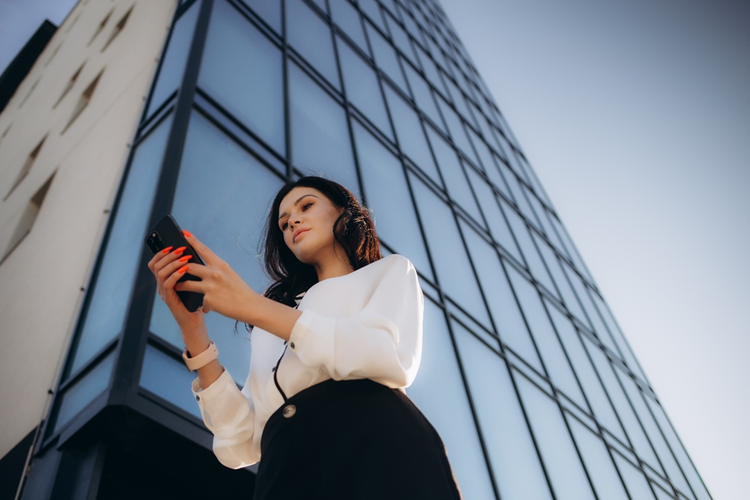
[181,230,217,265]
[173,275,204,294]
[148,246,174,272]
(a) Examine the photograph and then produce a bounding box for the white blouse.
[190,254,424,468]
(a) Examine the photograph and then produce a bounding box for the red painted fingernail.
[173,246,187,256]
[161,246,174,254]
[178,255,192,262]
[177,265,189,274]
[182,230,192,238]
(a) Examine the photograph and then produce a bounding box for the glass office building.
[23,0,712,498]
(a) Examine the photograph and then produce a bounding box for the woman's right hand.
[147,245,205,333]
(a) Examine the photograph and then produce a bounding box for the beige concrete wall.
[0,0,177,460]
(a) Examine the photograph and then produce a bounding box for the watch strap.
[182,341,218,372]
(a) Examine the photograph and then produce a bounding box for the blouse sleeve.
[191,368,260,468]
[287,255,424,388]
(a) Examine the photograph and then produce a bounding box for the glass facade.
[31,1,712,499]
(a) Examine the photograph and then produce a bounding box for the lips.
[292,228,310,243]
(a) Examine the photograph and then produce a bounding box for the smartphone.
[145,215,205,312]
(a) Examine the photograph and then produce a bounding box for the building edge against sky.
[0,0,713,499]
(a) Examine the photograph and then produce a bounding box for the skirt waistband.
[261,378,386,454]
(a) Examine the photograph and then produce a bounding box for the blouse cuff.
[191,367,234,404]
[288,309,335,368]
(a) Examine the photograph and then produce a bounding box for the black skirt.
[254,378,462,500]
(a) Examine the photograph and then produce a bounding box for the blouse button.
[289,342,296,349]
[282,404,297,418]
[195,395,200,401]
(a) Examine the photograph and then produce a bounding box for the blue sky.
[2,0,748,497]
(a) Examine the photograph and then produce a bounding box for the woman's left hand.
[174,231,260,322]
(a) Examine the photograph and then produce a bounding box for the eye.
[280,221,288,231]
[301,202,313,211]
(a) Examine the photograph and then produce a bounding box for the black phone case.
[145,215,205,312]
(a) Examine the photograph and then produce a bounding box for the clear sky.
[2,0,748,498]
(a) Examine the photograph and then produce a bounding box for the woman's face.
[277,186,344,264]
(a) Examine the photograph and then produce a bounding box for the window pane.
[454,325,552,500]
[464,166,522,262]
[69,115,173,375]
[584,337,663,473]
[424,126,483,221]
[547,306,629,443]
[402,62,444,134]
[592,292,649,381]
[366,21,408,93]
[359,0,385,31]
[414,42,444,93]
[613,453,658,500]
[408,300,496,500]
[436,95,477,166]
[287,0,339,88]
[384,11,416,65]
[353,122,433,281]
[529,233,563,302]
[149,112,280,383]
[55,351,115,433]
[289,64,358,193]
[330,0,368,53]
[562,263,617,353]
[568,417,630,500]
[509,269,587,407]
[504,205,556,293]
[516,376,596,500]
[338,38,392,140]
[616,369,693,496]
[383,85,439,181]
[459,222,544,373]
[147,4,199,117]
[199,0,285,154]
[645,398,711,500]
[140,345,201,418]
[240,0,281,33]
[466,125,495,175]
[410,175,491,327]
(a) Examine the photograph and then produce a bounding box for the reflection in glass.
[407,300,496,500]
[464,166,523,262]
[287,0,340,88]
[547,306,629,443]
[55,351,115,433]
[69,115,173,376]
[409,175,491,328]
[459,223,543,372]
[453,325,552,500]
[199,0,285,153]
[383,85,439,182]
[353,122,433,281]
[149,112,280,382]
[289,64,358,194]
[516,376,596,500]
[329,0,368,53]
[140,345,201,418]
[568,417,630,500]
[146,4,199,117]
[338,38,392,140]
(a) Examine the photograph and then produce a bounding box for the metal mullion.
[281,0,292,177]
[438,303,503,500]
[111,0,214,408]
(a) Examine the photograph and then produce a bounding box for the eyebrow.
[278,194,319,221]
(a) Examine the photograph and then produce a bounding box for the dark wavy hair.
[262,176,381,306]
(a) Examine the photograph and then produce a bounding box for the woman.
[148,176,462,499]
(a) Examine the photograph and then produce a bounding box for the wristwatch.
[182,341,219,372]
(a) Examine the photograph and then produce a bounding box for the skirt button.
[282,404,297,418]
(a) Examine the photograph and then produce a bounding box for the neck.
[313,246,354,282]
